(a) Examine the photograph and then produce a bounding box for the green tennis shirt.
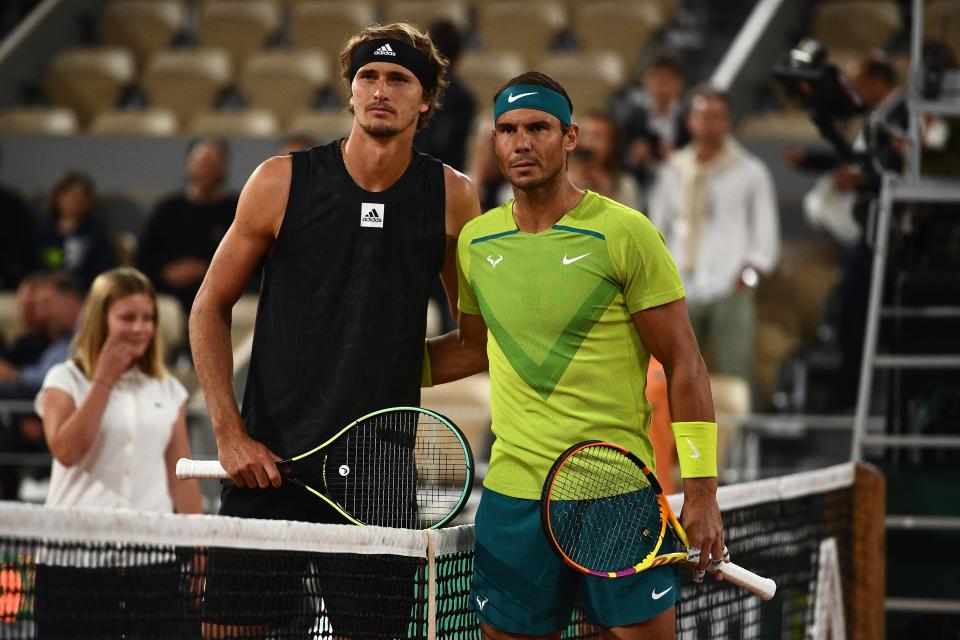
[458,191,686,499]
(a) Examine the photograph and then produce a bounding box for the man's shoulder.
[580,192,656,238]
[460,204,512,242]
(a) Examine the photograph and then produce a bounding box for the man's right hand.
[217,430,283,489]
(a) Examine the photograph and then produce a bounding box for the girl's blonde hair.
[73,267,166,379]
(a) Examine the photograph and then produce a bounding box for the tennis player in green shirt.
[427,72,724,639]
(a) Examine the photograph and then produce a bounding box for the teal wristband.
[671,421,718,478]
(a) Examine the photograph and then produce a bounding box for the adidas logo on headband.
[373,44,397,57]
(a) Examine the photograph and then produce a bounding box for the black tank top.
[240,139,446,457]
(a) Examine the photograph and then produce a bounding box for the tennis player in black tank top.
[189,23,485,637]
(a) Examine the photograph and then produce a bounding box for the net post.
[851,462,885,640]
[427,529,437,640]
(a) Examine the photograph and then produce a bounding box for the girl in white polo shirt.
[34,266,202,636]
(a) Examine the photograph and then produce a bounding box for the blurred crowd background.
[0,0,958,504]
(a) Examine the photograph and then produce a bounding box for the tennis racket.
[177,406,473,529]
[540,440,776,600]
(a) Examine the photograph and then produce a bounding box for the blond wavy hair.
[339,22,450,130]
[73,267,166,380]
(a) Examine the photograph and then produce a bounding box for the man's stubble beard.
[357,110,419,139]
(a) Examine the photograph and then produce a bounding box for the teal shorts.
[470,488,680,634]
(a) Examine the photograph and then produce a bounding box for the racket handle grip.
[710,561,777,601]
[176,458,229,479]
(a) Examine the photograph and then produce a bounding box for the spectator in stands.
[0,273,50,379]
[609,53,690,188]
[33,267,202,635]
[568,111,644,210]
[649,87,780,385]
[277,133,317,156]
[36,172,117,291]
[413,19,475,171]
[138,138,239,317]
[0,272,84,498]
[0,155,36,290]
[0,271,83,399]
[470,117,511,212]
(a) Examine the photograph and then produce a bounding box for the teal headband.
[493,84,572,127]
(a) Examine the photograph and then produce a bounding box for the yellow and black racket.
[540,440,776,600]
[177,406,473,529]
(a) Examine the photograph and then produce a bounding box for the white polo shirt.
[35,360,188,512]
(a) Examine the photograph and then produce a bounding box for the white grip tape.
[176,458,229,479]
[710,561,777,601]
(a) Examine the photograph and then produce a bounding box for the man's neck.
[695,139,725,164]
[512,177,585,234]
[342,125,415,192]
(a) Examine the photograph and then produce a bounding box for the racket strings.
[323,410,470,528]
[549,446,663,572]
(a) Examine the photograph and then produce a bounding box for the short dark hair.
[186,137,230,160]
[493,71,574,131]
[647,53,684,78]
[41,271,82,298]
[428,19,463,67]
[687,84,730,110]
[859,55,897,86]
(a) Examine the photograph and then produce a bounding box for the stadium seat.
[476,1,567,64]
[457,50,525,106]
[537,50,625,116]
[572,1,664,76]
[0,107,78,135]
[141,48,232,125]
[88,108,179,136]
[196,0,282,69]
[43,48,136,124]
[156,294,185,355]
[288,1,377,71]
[286,110,354,142]
[811,0,901,52]
[384,1,469,32]
[925,1,960,49]
[99,0,185,64]
[189,108,280,137]
[736,109,821,142]
[240,50,330,125]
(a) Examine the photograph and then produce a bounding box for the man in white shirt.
[649,87,780,385]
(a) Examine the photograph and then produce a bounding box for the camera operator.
[785,50,907,411]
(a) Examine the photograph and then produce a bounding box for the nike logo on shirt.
[562,253,591,265]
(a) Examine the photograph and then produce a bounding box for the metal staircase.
[849,1,960,634]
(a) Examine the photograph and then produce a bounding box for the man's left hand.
[680,476,724,581]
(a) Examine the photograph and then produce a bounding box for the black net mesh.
[0,465,857,639]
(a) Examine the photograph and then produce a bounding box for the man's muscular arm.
[441,165,482,318]
[633,299,724,576]
[189,155,289,489]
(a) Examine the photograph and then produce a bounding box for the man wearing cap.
[189,22,481,636]
[429,72,724,639]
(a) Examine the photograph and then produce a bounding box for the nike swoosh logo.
[507,91,538,103]
[651,586,673,600]
[684,437,701,459]
[562,253,591,265]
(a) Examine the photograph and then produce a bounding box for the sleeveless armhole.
[429,158,447,275]
[275,150,311,289]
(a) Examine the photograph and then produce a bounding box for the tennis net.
[0,462,882,639]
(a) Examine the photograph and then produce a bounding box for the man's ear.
[564,123,580,152]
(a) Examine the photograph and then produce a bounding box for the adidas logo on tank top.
[360,202,385,228]
[373,44,396,56]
